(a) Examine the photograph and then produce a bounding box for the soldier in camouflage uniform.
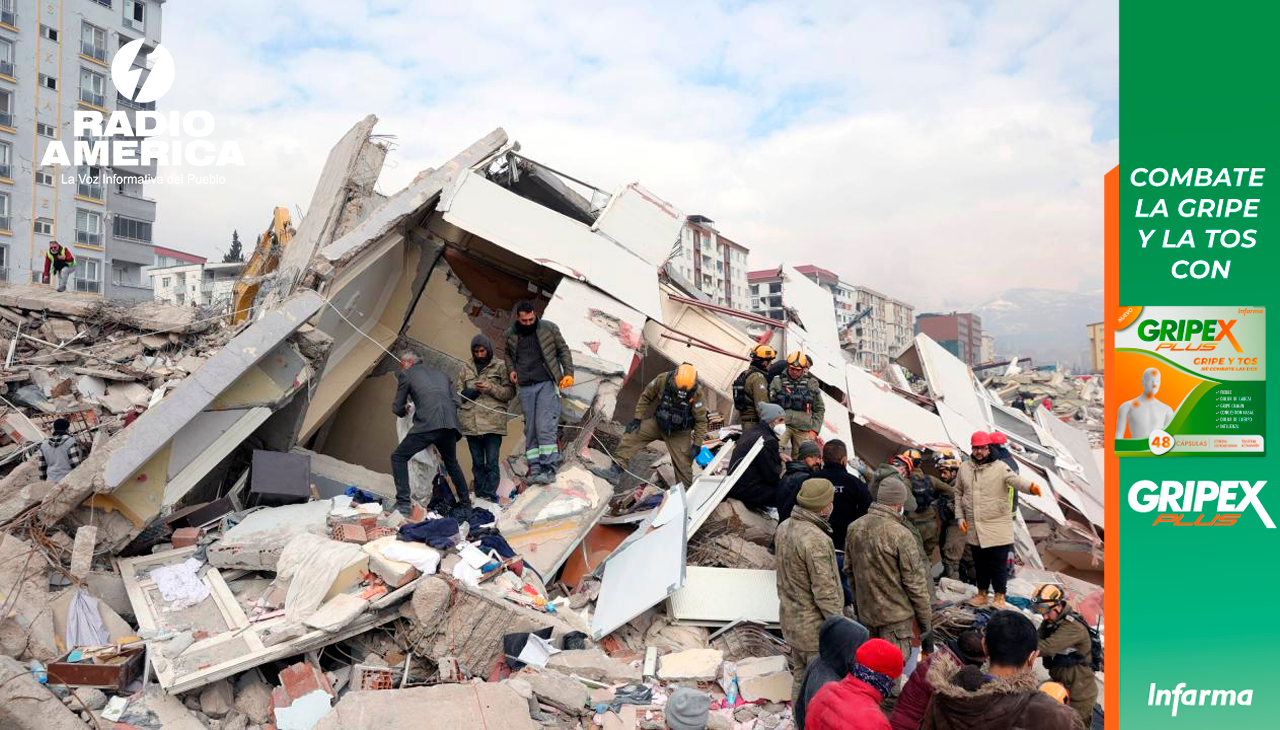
[775,478,844,703]
[906,465,954,562]
[1032,584,1099,726]
[843,474,934,665]
[934,454,968,579]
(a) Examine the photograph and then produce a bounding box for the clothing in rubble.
[397,518,461,550]
[457,334,515,501]
[726,421,784,510]
[612,369,709,489]
[921,654,1085,730]
[793,616,870,730]
[768,369,825,458]
[478,533,517,559]
[504,314,573,480]
[391,361,470,515]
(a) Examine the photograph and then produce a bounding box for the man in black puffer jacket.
[727,403,786,510]
[794,616,870,730]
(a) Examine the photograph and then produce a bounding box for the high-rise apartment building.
[842,284,915,373]
[1,0,164,300]
[671,215,750,310]
[916,311,984,366]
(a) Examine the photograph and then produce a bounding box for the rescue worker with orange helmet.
[595,363,708,489]
[769,351,825,459]
[957,431,1039,609]
[733,344,777,430]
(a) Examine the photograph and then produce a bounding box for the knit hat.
[796,478,835,511]
[665,687,711,730]
[798,440,821,459]
[53,418,71,435]
[876,475,909,506]
[856,638,905,680]
[757,402,785,424]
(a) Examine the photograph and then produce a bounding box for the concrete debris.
[0,117,1104,729]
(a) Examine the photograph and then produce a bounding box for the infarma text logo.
[1149,683,1254,716]
[1128,480,1275,527]
[40,40,243,168]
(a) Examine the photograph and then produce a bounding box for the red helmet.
[970,431,992,447]
[989,431,1008,445]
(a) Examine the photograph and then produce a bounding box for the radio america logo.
[41,40,243,168]
[1128,480,1274,527]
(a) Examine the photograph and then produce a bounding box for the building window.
[0,140,9,179]
[34,218,54,236]
[41,25,60,43]
[0,0,14,30]
[77,166,104,199]
[36,167,55,186]
[124,0,146,31]
[161,276,170,288]
[76,209,103,246]
[81,22,108,62]
[40,74,58,91]
[80,68,107,107]
[91,0,113,8]
[0,38,13,78]
[37,122,57,138]
[113,215,152,242]
[0,192,9,231]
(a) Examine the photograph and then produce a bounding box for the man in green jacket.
[504,301,574,485]
[844,475,934,665]
[732,344,776,430]
[595,363,708,489]
[1032,584,1099,726]
[456,334,515,501]
[775,478,844,703]
[769,351,825,459]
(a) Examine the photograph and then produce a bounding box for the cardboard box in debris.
[0,117,1103,730]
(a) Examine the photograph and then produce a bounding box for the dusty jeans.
[391,428,469,511]
[519,380,560,473]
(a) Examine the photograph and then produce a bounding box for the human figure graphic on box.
[1114,367,1173,440]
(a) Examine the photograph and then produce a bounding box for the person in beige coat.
[956,431,1039,609]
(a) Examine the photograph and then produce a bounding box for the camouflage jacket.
[775,507,844,652]
[870,464,917,513]
[843,503,932,631]
[768,372,825,432]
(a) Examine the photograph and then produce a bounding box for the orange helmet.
[786,351,812,369]
[1039,682,1070,705]
[673,363,698,391]
[1031,584,1067,615]
[891,454,915,473]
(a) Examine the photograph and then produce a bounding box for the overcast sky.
[153,0,1117,308]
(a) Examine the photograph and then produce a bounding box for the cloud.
[152,0,1116,307]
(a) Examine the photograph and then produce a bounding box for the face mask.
[772,422,787,437]
[516,321,537,335]
[473,351,492,369]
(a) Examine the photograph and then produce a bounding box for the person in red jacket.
[890,630,987,730]
[42,240,77,292]
[807,638,905,730]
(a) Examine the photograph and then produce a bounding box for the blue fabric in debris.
[478,534,517,559]
[344,486,382,504]
[397,518,461,550]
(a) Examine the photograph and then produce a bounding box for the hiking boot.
[587,464,624,485]
[993,593,1008,610]
[967,592,989,607]
[527,469,556,486]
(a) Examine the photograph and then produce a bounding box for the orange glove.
[1029,485,1043,496]
[558,375,575,389]
[959,519,969,533]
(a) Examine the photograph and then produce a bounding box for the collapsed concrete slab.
[207,500,332,570]
[0,655,91,730]
[313,682,537,730]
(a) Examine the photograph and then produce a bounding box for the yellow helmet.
[1031,584,1066,614]
[901,448,923,463]
[786,351,812,369]
[674,363,698,391]
[751,344,777,361]
[1039,682,1070,705]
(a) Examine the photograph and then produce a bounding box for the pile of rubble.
[983,366,1105,441]
[0,117,1104,730]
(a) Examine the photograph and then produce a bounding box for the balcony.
[81,41,108,63]
[0,60,12,78]
[0,10,14,28]
[0,214,9,231]
[0,112,11,128]
[80,88,106,108]
[0,163,9,179]
[76,230,103,247]
[77,179,105,200]
[116,93,155,111]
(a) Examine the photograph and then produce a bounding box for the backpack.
[1084,617,1104,673]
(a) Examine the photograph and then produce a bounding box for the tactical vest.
[732,366,765,414]
[1042,614,1097,671]
[775,376,814,411]
[910,472,934,512]
[655,375,696,434]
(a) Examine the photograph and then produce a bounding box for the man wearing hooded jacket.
[957,431,1039,610]
[456,334,515,501]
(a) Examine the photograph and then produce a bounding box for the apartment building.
[840,284,915,373]
[0,0,164,300]
[670,215,750,310]
[794,264,859,328]
[916,311,984,366]
[150,259,243,309]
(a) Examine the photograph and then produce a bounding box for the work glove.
[1029,485,1043,496]
[461,388,480,401]
[558,375,575,389]
[959,519,969,533]
[921,630,936,655]
[625,419,641,433]
[688,443,702,459]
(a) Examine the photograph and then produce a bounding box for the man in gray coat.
[39,418,82,483]
[391,350,470,516]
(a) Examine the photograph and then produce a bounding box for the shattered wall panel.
[439,170,663,320]
[645,285,758,398]
[844,365,950,448]
[915,334,993,430]
[781,264,841,357]
[667,567,780,626]
[590,183,684,267]
[591,484,687,639]
[543,279,646,374]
